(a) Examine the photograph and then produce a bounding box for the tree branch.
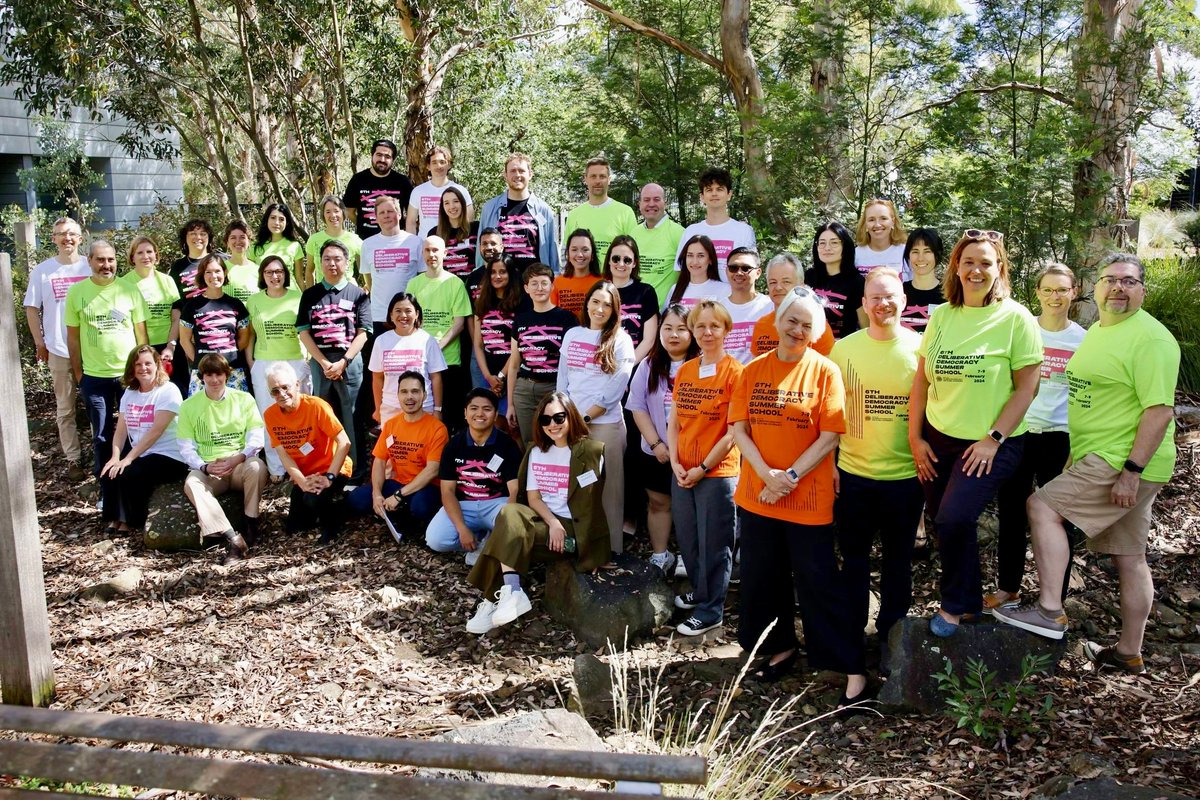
[579,0,725,74]
[895,82,1073,121]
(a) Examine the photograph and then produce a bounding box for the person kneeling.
[263,362,353,545]
[465,392,609,634]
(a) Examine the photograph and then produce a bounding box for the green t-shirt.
[830,328,922,480]
[630,218,684,309]
[306,230,363,284]
[564,199,638,264]
[64,278,149,378]
[225,261,259,303]
[250,239,306,284]
[246,289,304,361]
[919,298,1043,440]
[407,270,472,366]
[1066,309,1179,482]
[177,388,263,462]
[120,269,179,346]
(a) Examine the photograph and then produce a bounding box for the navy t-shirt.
[438,428,523,501]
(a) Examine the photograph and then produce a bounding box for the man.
[631,183,684,306]
[297,240,371,471]
[829,268,925,668]
[719,247,773,364]
[359,195,423,331]
[406,145,474,236]
[674,167,756,283]
[425,388,522,564]
[25,216,91,480]
[342,138,413,239]
[464,227,505,303]
[65,241,149,487]
[408,236,472,426]
[751,253,834,358]
[995,254,1180,675]
[476,153,559,273]
[349,370,447,536]
[563,157,637,262]
[263,362,353,545]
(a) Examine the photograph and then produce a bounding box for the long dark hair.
[564,228,601,278]
[646,303,697,393]
[435,186,472,242]
[474,256,524,316]
[255,203,301,248]
[809,221,856,279]
[582,281,623,375]
[602,234,641,282]
[669,234,720,304]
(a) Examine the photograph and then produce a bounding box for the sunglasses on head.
[610,255,635,265]
[726,263,756,274]
[963,229,1004,242]
[538,411,569,426]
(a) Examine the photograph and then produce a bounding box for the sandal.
[751,649,798,683]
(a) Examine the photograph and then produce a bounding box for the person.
[463,392,608,634]
[806,222,865,338]
[98,346,188,534]
[668,235,727,311]
[369,292,447,424]
[908,229,1042,638]
[557,281,635,553]
[719,247,773,364]
[673,168,756,283]
[552,229,602,318]
[245,255,310,478]
[24,216,91,480]
[167,219,213,393]
[465,227,505,303]
[343,138,414,239]
[505,263,579,445]
[854,199,910,280]
[431,186,478,279]
[564,157,637,262]
[751,253,834,358]
[603,235,659,364]
[263,362,353,545]
[305,195,363,287]
[731,286,867,705]
[65,241,149,502]
[426,388,523,561]
[120,236,180,358]
[408,145,474,237]
[667,299,741,636]
[631,183,685,307]
[900,228,945,333]
[471,256,525,402]
[628,303,697,575]
[221,220,259,301]
[349,370,447,537]
[359,195,423,328]
[250,203,306,287]
[407,236,472,427]
[476,152,559,273]
[297,240,371,471]
[829,269,925,668]
[179,255,251,396]
[175,354,266,564]
[995,254,1179,677]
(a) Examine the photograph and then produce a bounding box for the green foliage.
[17,118,105,229]
[934,653,1054,749]
[1140,255,1200,393]
[12,778,138,797]
[1181,214,1200,256]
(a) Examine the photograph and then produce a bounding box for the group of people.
[24,142,1180,706]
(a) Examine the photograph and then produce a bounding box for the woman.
[908,229,1042,638]
[99,346,188,534]
[806,222,865,338]
[432,186,479,279]
[168,219,213,393]
[369,292,447,424]
[251,203,306,288]
[305,195,363,287]
[464,392,608,634]
[731,287,867,705]
[552,228,602,318]
[121,236,180,358]
[854,199,910,280]
[603,235,659,364]
[179,254,252,396]
[246,255,310,477]
[668,235,727,311]
[557,281,635,553]
[471,256,525,403]
[990,263,1084,612]
[667,299,741,636]
[222,220,260,302]
[901,227,944,333]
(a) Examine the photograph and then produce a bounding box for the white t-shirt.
[527,444,573,518]
[368,328,448,421]
[119,382,184,461]
[721,292,774,364]
[1025,321,1087,433]
[670,279,730,313]
[555,327,636,425]
[409,180,473,238]
[854,243,911,281]
[360,231,424,322]
[23,255,91,357]
[673,218,756,283]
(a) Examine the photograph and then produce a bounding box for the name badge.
[110,309,127,322]
[698,363,717,379]
[577,469,598,487]
[386,435,395,447]
[298,442,315,456]
[338,298,354,310]
[487,454,504,472]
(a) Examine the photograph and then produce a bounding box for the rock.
[91,539,116,556]
[571,654,613,718]
[543,553,672,649]
[143,482,244,552]
[1067,752,1113,779]
[1047,777,1198,799]
[1176,643,1200,656]
[1154,602,1187,627]
[1033,774,1074,797]
[1063,598,1090,621]
[318,682,343,702]
[877,617,1067,714]
[79,567,143,602]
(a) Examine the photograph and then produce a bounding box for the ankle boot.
[224,528,248,562]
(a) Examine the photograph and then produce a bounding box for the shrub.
[1141,255,1200,393]
[934,653,1054,753]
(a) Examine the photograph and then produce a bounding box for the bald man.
[630,183,685,306]
[407,235,472,428]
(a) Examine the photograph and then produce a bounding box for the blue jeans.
[671,475,737,623]
[79,374,121,478]
[347,480,440,523]
[310,355,364,471]
[426,496,508,552]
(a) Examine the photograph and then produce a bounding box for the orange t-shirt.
[264,395,353,477]
[672,354,743,477]
[751,314,834,357]
[728,349,845,524]
[551,274,600,319]
[373,412,449,485]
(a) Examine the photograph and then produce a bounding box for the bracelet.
[433,405,443,412]
[1123,459,1144,474]
[200,464,209,475]
[650,440,664,450]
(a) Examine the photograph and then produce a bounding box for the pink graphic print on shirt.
[531,461,570,507]
[373,248,411,273]
[1041,347,1073,384]
[125,402,155,435]
[194,308,240,354]
[457,460,502,500]
[563,339,599,371]
[445,237,475,277]
[813,288,847,319]
[51,274,88,300]
[499,213,538,261]
[725,320,754,354]
[310,303,355,350]
[518,324,566,373]
[480,310,514,356]
[382,345,423,374]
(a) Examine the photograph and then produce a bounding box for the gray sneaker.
[649,551,676,577]
[992,602,1068,640]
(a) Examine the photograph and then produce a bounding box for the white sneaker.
[491,585,532,627]
[465,548,480,567]
[649,551,676,577]
[466,598,497,634]
[674,556,688,579]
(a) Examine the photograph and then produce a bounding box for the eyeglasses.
[1098,275,1144,289]
[1037,287,1073,296]
[963,229,1004,242]
[538,411,569,426]
[726,263,756,274]
[268,385,295,396]
[610,255,635,265]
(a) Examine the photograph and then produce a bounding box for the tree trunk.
[810,1,852,213]
[719,0,771,219]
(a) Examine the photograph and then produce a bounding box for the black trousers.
[287,475,349,535]
[995,430,1073,598]
[101,452,189,528]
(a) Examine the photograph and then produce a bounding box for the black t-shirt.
[512,306,579,380]
[169,255,205,306]
[901,281,945,334]
[475,307,517,375]
[427,221,479,279]
[180,293,249,369]
[438,428,523,501]
[805,267,864,338]
[497,198,539,272]
[616,280,659,349]
[342,169,414,239]
[296,282,372,359]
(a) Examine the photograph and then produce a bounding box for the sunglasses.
[726,263,756,274]
[963,229,1004,242]
[610,255,635,265]
[538,411,569,426]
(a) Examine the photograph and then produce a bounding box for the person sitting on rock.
[464,391,609,634]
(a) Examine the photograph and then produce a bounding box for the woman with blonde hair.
[854,199,910,280]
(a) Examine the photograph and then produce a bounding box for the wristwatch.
[583,414,592,424]
[1122,459,1144,474]
[987,429,1006,445]
[324,472,337,481]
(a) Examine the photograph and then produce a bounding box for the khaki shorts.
[1035,453,1164,556]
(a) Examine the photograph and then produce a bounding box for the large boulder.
[571,654,614,718]
[878,616,1068,714]
[143,482,244,552]
[1039,777,1197,800]
[543,552,673,650]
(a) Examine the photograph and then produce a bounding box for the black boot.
[243,516,261,548]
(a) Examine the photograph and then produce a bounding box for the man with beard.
[342,138,414,239]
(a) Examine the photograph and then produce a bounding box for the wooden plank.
[0,253,56,707]
[0,740,663,800]
[0,790,116,800]
[0,706,706,785]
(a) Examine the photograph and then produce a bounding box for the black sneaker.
[674,592,697,610]
[677,615,721,636]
